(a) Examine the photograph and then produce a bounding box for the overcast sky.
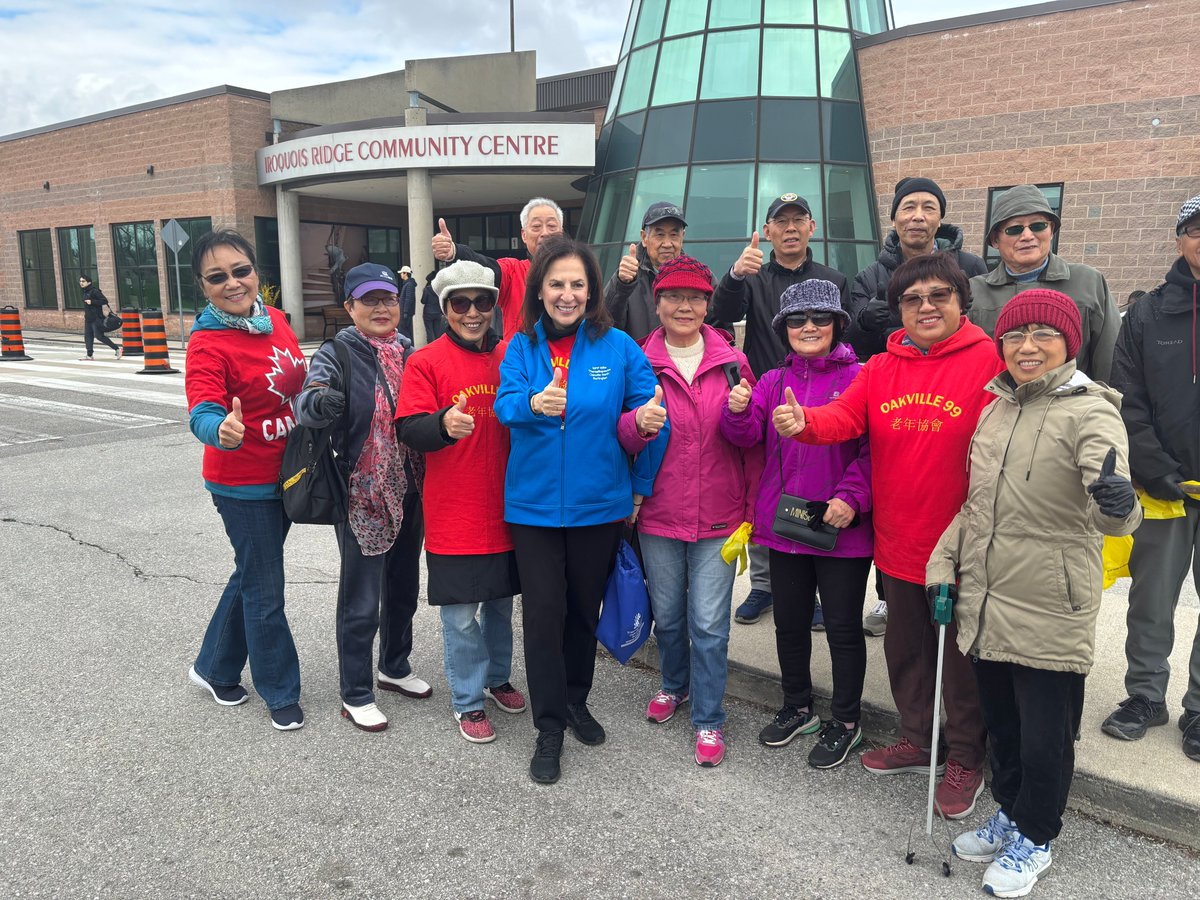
[0,0,1027,136]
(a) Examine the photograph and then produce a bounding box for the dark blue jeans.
[195,494,300,711]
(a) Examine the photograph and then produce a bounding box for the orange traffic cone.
[0,306,33,360]
[136,309,180,375]
[120,309,145,356]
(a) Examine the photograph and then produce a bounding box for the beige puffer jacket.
[927,361,1142,673]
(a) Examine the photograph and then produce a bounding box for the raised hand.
[218,396,245,448]
[772,386,806,438]
[432,217,457,262]
[1087,446,1136,518]
[727,377,752,414]
[636,385,667,435]
[535,367,567,417]
[442,394,475,439]
[617,243,640,284]
[732,231,764,278]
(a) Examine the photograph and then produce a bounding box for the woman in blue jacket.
[496,235,668,785]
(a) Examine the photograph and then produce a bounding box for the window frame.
[18,228,58,310]
[982,183,1064,267]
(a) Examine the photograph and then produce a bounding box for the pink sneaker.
[485,681,527,714]
[456,710,496,744]
[646,690,688,724]
[695,728,725,767]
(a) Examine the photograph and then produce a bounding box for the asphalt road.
[1,340,1197,899]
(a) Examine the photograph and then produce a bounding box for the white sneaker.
[982,832,1051,898]
[953,807,1017,863]
[377,671,432,699]
[863,599,888,637]
[341,701,388,732]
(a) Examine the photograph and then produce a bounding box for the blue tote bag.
[596,539,651,664]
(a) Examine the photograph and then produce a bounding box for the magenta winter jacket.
[637,325,762,542]
[720,342,873,558]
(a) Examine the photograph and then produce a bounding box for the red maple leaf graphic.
[265,346,307,406]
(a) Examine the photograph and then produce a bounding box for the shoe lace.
[979,810,1013,843]
[999,836,1045,871]
[943,760,974,790]
[816,720,844,747]
[463,710,487,724]
[774,705,801,726]
[870,599,888,616]
[1122,694,1157,719]
[535,731,563,756]
[696,729,724,747]
[887,736,919,755]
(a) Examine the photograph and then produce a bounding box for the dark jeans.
[84,318,119,356]
[974,659,1084,845]
[195,495,300,711]
[769,550,871,724]
[510,521,624,733]
[333,489,423,705]
[423,315,445,342]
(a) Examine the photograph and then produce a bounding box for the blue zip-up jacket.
[495,318,668,527]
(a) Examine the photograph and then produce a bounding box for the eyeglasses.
[355,294,400,308]
[1182,224,1200,239]
[999,328,1063,347]
[770,215,811,229]
[898,287,957,310]
[201,264,255,286]
[1001,221,1053,237]
[447,295,497,314]
[785,312,835,328]
[658,292,709,308]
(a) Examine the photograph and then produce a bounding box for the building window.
[700,29,760,100]
[19,229,57,309]
[765,0,815,26]
[710,0,760,28]
[762,28,818,97]
[163,216,213,312]
[686,162,755,239]
[652,35,702,106]
[982,184,1063,267]
[57,225,97,310]
[640,105,695,168]
[665,0,707,35]
[485,215,516,253]
[254,217,281,289]
[367,227,402,270]
[111,222,160,310]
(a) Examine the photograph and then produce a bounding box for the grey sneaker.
[953,807,1017,863]
[1101,694,1168,741]
[863,599,887,637]
[981,832,1052,898]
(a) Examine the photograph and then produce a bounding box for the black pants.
[974,658,1084,845]
[769,550,871,724]
[423,315,445,342]
[333,489,423,705]
[84,318,119,356]
[510,521,624,732]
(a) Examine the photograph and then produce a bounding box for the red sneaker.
[936,759,985,819]
[861,736,946,775]
[484,681,527,714]
[456,710,496,744]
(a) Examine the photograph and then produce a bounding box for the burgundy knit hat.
[994,289,1082,361]
[653,254,713,298]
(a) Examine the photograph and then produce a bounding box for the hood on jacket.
[878,223,968,270]
[643,323,738,371]
[1158,256,1200,382]
[885,316,993,359]
[783,340,859,373]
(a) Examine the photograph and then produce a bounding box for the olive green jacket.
[927,362,1142,673]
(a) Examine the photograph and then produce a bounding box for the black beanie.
[890,177,946,219]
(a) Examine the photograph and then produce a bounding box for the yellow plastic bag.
[1137,489,1185,520]
[1102,534,1133,589]
[721,522,753,574]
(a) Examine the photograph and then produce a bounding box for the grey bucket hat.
[986,185,1061,241]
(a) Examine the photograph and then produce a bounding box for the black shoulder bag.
[280,339,351,525]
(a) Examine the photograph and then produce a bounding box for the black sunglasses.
[1001,221,1053,237]
[201,264,255,286]
[785,312,835,328]
[448,295,497,315]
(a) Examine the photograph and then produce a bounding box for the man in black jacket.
[1104,193,1200,764]
[603,201,688,341]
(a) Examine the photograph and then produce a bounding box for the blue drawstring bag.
[597,539,651,664]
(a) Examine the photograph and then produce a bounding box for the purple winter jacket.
[720,342,873,558]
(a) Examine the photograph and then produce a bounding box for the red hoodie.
[800,318,1004,583]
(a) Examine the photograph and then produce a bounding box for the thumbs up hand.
[636,385,667,435]
[732,231,764,278]
[1087,446,1136,518]
[533,366,567,417]
[617,243,640,284]
[432,217,457,261]
[219,396,245,448]
[772,386,806,438]
[442,394,476,439]
[727,377,752,414]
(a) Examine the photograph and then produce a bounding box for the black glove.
[1087,447,1137,517]
[858,297,891,333]
[315,388,346,420]
[1142,471,1186,502]
[925,583,958,625]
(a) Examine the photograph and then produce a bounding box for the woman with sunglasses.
[184,229,308,730]
[495,235,667,785]
[721,279,872,769]
[395,260,526,745]
[295,262,427,733]
[773,252,1004,817]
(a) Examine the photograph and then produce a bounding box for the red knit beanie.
[653,254,714,298]
[993,289,1082,360]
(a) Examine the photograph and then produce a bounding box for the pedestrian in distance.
[398,265,416,341]
[395,260,527,744]
[420,268,445,341]
[78,275,122,360]
[603,201,689,342]
[494,235,668,785]
[635,254,757,768]
[294,262,428,733]
[721,279,873,769]
[929,290,1141,898]
[184,229,308,731]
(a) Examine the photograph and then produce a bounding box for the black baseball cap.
[642,201,688,229]
[765,193,812,222]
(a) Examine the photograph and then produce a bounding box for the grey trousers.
[748,541,772,593]
[1125,509,1200,712]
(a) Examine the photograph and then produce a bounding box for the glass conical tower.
[579,0,889,282]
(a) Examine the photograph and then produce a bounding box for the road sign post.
[160,219,190,350]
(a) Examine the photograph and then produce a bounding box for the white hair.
[520,197,563,229]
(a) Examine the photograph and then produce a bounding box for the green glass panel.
[759,99,821,160]
[682,241,745,281]
[757,162,824,228]
[692,100,757,161]
[618,47,656,115]
[765,0,814,24]
[604,58,627,124]
[652,35,703,105]
[761,28,817,97]
[824,165,874,240]
[822,100,867,163]
[625,167,689,239]
[816,0,850,28]
[826,242,878,279]
[58,225,96,309]
[593,171,637,245]
[664,0,707,35]
[112,222,160,310]
[710,0,760,28]
[607,112,646,171]
[700,29,760,100]
[686,163,755,239]
[621,0,642,57]
[849,0,887,34]
[595,244,624,285]
[163,216,212,312]
[641,105,695,167]
[20,229,57,309]
[633,0,667,47]
[819,29,858,100]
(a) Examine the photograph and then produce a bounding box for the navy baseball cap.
[343,263,399,301]
[642,201,688,229]
[766,193,812,222]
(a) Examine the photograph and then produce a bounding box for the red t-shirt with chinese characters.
[394,335,512,555]
[800,319,1004,583]
[547,333,575,418]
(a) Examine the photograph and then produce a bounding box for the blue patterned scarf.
[205,296,274,334]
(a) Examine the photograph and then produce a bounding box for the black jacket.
[1110,257,1200,488]
[82,285,110,322]
[847,224,988,359]
[711,249,849,377]
[399,278,417,317]
[603,246,658,342]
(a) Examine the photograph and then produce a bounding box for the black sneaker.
[188,666,248,706]
[1181,710,1200,762]
[807,720,863,769]
[1101,694,1169,740]
[270,703,305,731]
[530,730,564,784]
[565,702,606,745]
[758,704,820,747]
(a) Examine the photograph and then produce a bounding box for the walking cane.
[905,582,955,877]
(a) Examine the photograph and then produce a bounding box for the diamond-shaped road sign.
[161,219,189,254]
